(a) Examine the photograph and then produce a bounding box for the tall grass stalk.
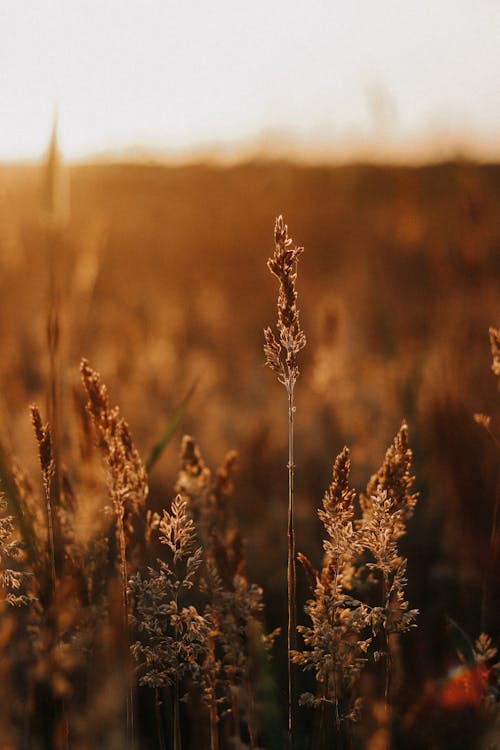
[81,360,148,749]
[264,216,306,747]
[30,406,57,596]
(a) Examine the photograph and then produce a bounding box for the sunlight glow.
[1,1,500,162]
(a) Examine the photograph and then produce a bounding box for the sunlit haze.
[1,0,500,162]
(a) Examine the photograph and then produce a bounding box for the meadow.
[0,158,498,749]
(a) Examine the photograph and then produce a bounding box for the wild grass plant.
[264,215,306,747]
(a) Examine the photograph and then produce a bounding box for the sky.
[1,1,500,162]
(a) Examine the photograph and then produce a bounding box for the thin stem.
[47,235,62,550]
[154,689,167,750]
[46,267,60,596]
[173,573,182,750]
[44,479,57,598]
[332,543,343,740]
[246,673,258,750]
[231,687,241,744]
[382,573,392,750]
[117,508,134,748]
[384,642,392,720]
[48,328,61,513]
[264,216,305,749]
[287,386,297,749]
[209,698,219,750]
[173,680,181,750]
[316,682,326,749]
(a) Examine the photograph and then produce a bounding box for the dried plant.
[0,493,33,607]
[0,444,48,601]
[81,358,149,743]
[362,420,418,538]
[176,435,276,748]
[473,633,500,715]
[360,422,418,729]
[29,400,119,749]
[264,215,306,746]
[175,434,214,542]
[80,357,148,615]
[293,448,371,733]
[80,359,148,533]
[203,541,275,749]
[294,428,418,745]
[263,215,307,392]
[0,419,108,747]
[129,494,209,750]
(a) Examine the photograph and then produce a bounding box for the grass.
[0,158,498,748]
[264,215,306,748]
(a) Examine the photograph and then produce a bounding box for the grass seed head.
[264,215,306,391]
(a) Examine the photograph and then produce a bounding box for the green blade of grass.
[146,381,198,473]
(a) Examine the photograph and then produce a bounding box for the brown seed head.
[30,405,55,482]
[364,420,418,536]
[80,359,148,522]
[264,215,306,391]
[323,446,356,514]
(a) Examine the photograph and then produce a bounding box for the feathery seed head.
[80,358,148,522]
[264,215,306,391]
[364,420,417,532]
[323,446,356,514]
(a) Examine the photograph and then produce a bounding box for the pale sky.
[1,1,500,162]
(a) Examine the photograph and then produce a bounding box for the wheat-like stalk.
[264,215,306,747]
[80,359,148,746]
[30,404,57,595]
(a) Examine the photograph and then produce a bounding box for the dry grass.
[0,158,498,748]
[264,215,306,748]
[292,424,419,749]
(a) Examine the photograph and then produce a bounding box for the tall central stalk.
[264,216,306,749]
[287,386,297,745]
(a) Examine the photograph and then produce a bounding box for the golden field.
[0,158,498,749]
